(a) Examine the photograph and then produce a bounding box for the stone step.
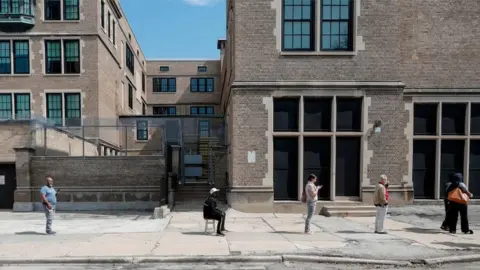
[320,205,377,217]
[322,210,377,217]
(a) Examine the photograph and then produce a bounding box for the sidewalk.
[0,208,478,262]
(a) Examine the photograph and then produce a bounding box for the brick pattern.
[232,0,480,88]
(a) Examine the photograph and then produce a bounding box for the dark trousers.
[208,211,226,233]
[447,202,470,233]
[441,200,449,229]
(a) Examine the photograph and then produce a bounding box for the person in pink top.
[303,174,322,234]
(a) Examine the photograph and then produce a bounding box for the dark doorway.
[469,140,480,196]
[273,137,298,200]
[0,164,16,209]
[413,140,436,199]
[304,137,331,200]
[440,140,464,198]
[335,137,360,197]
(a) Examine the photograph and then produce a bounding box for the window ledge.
[43,20,81,23]
[44,73,82,77]
[280,51,357,56]
[153,92,176,94]
[134,139,149,143]
[0,74,31,77]
[190,91,215,93]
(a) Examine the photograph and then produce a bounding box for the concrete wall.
[15,155,166,211]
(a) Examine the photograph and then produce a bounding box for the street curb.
[0,257,133,265]
[421,254,480,265]
[135,256,283,264]
[282,255,411,266]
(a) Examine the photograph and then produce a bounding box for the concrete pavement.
[0,207,478,263]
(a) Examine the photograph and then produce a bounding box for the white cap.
[380,174,388,181]
[210,188,220,195]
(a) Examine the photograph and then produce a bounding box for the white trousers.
[375,206,388,232]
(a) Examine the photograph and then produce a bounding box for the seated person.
[203,188,227,236]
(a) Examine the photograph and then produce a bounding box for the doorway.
[335,137,360,197]
[0,164,16,209]
[413,140,436,199]
[303,137,331,200]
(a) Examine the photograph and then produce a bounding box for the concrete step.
[320,205,377,217]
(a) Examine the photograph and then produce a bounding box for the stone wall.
[14,154,166,211]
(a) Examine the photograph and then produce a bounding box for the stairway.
[320,202,376,217]
[175,182,227,205]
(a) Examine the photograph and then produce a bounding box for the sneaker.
[375,231,387,234]
[463,230,473,235]
[440,226,449,231]
[216,232,225,236]
[46,231,56,235]
[221,229,229,232]
[305,231,313,235]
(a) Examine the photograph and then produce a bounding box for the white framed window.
[44,91,82,126]
[0,92,31,119]
[44,38,81,75]
[0,39,31,75]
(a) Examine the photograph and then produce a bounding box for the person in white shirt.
[304,174,322,234]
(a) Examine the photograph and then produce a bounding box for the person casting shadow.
[446,173,474,234]
[203,188,227,236]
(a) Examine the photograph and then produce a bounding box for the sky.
[119,0,226,60]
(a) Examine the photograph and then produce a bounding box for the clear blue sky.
[119,0,226,60]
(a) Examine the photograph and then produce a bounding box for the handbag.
[447,187,469,205]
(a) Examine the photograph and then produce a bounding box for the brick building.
[1,0,479,212]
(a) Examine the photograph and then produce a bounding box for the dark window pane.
[0,94,12,119]
[282,0,314,50]
[413,140,436,199]
[45,40,61,74]
[45,0,61,20]
[441,103,466,135]
[470,104,480,135]
[440,140,464,198]
[153,78,176,92]
[153,106,176,115]
[125,45,134,74]
[199,120,210,137]
[0,41,11,74]
[136,120,148,140]
[336,137,360,197]
[304,137,330,200]
[14,93,30,119]
[63,40,80,74]
[414,103,437,135]
[274,137,298,200]
[46,93,62,126]
[159,66,169,72]
[304,97,332,131]
[101,0,105,28]
[128,84,133,109]
[13,40,29,74]
[64,93,81,126]
[469,140,480,196]
[63,0,79,20]
[274,98,299,132]
[197,66,207,72]
[336,97,361,132]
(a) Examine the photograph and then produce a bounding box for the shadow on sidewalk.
[404,227,443,234]
[336,230,370,234]
[182,232,210,236]
[272,231,304,235]
[15,231,45,235]
[433,241,480,249]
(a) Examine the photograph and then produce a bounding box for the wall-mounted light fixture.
[373,120,382,133]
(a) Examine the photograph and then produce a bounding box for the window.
[153,78,176,92]
[112,20,116,45]
[159,66,169,72]
[199,120,210,137]
[45,0,61,20]
[141,72,145,92]
[0,41,10,74]
[63,40,80,74]
[197,66,207,72]
[14,93,30,119]
[190,78,214,92]
[126,45,134,74]
[63,0,79,20]
[321,0,354,50]
[136,120,148,141]
[107,11,111,38]
[281,0,355,52]
[0,94,12,119]
[46,93,81,126]
[190,106,214,115]
[45,39,80,74]
[142,102,146,115]
[274,98,299,131]
[0,0,33,15]
[13,40,29,74]
[153,106,176,115]
[282,0,315,50]
[101,0,105,28]
[128,84,133,109]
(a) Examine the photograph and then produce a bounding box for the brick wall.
[29,156,166,210]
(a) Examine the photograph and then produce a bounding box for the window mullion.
[10,40,14,74]
[11,93,15,120]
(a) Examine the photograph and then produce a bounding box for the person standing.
[446,173,474,234]
[373,174,389,234]
[441,173,454,231]
[40,176,57,235]
[304,174,322,234]
[203,188,227,236]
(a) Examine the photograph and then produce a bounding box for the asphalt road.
[1,263,480,270]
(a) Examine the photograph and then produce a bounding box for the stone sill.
[280,51,357,56]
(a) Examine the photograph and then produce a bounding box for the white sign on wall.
[0,175,5,185]
[248,151,256,163]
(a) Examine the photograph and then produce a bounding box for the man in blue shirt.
[40,176,57,235]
